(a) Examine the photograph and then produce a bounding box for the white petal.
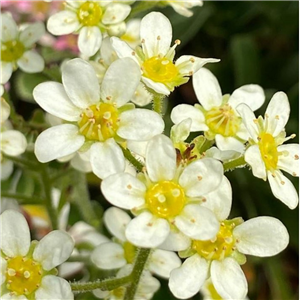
[141,76,171,95]
[125,212,170,248]
[1,130,27,156]
[202,176,232,221]
[35,275,74,300]
[215,135,245,152]
[1,13,18,42]
[192,68,222,110]
[78,26,102,57]
[34,124,84,163]
[0,209,30,257]
[140,12,172,58]
[47,10,79,35]
[277,144,299,176]
[118,109,164,141]
[171,118,192,144]
[62,58,100,108]
[33,82,81,121]
[33,230,74,270]
[175,204,220,240]
[17,51,44,73]
[211,258,247,300]
[1,257,7,284]
[228,84,265,112]
[104,206,131,241]
[131,82,153,107]
[101,58,141,107]
[233,216,289,257]
[176,55,220,75]
[149,249,181,279]
[19,22,45,47]
[111,36,139,63]
[1,159,14,180]
[102,4,131,25]
[179,158,223,197]
[1,294,27,300]
[0,62,13,84]
[101,173,146,209]
[171,104,208,132]
[268,170,299,209]
[236,103,259,141]
[146,134,176,182]
[245,145,267,179]
[70,152,92,173]
[158,229,191,252]
[265,92,290,136]
[90,139,125,180]
[91,242,126,269]
[169,254,208,299]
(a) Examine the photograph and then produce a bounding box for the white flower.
[1,13,45,84]
[237,91,299,209]
[120,18,141,48]
[33,58,164,180]
[171,68,265,152]
[91,207,181,278]
[101,134,224,249]
[168,184,289,300]
[90,37,153,106]
[0,210,74,299]
[111,12,219,95]
[1,99,27,180]
[47,0,131,57]
[93,265,160,300]
[165,0,203,17]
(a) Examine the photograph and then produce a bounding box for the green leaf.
[14,71,49,103]
[230,34,261,86]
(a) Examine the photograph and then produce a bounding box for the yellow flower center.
[145,181,185,219]
[192,220,236,260]
[5,256,43,296]
[77,1,103,26]
[142,56,179,83]
[258,132,278,170]
[123,241,137,264]
[1,40,25,62]
[205,104,241,137]
[78,103,119,141]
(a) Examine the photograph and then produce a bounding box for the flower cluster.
[0,2,298,300]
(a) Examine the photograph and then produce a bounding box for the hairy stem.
[152,93,165,116]
[223,156,246,172]
[124,248,151,300]
[120,146,144,173]
[71,276,132,293]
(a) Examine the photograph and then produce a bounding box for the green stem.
[41,167,58,230]
[70,172,101,229]
[1,192,45,204]
[120,146,144,173]
[124,248,151,300]
[50,167,74,183]
[223,156,246,172]
[71,276,132,293]
[129,1,158,18]
[152,93,165,116]
[3,155,39,169]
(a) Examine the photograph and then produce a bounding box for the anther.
[24,288,29,294]
[189,57,195,63]
[294,155,299,160]
[221,222,225,226]
[157,35,161,40]
[175,39,181,45]
[189,71,193,76]
[275,115,280,120]
[293,172,297,176]
[202,197,206,202]
[197,175,202,181]
[131,51,136,56]
[127,184,132,190]
[280,181,285,185]
[106,96,112,101]
[7,268,16,276]
[147,222,153,227]
[141,38,145,43]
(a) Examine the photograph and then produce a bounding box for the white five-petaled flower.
[162,0,203,17]
[33,57,164,180]
[111,12,219,95]
[1,98,27,180]
[101,134,224,249]
[0,210,74,300]
[171,68,265,152]
[1,13,45,84]
[47,0,131,57]
[168,188,289,300]
[91,207,181,278]
[237,91,299,209]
